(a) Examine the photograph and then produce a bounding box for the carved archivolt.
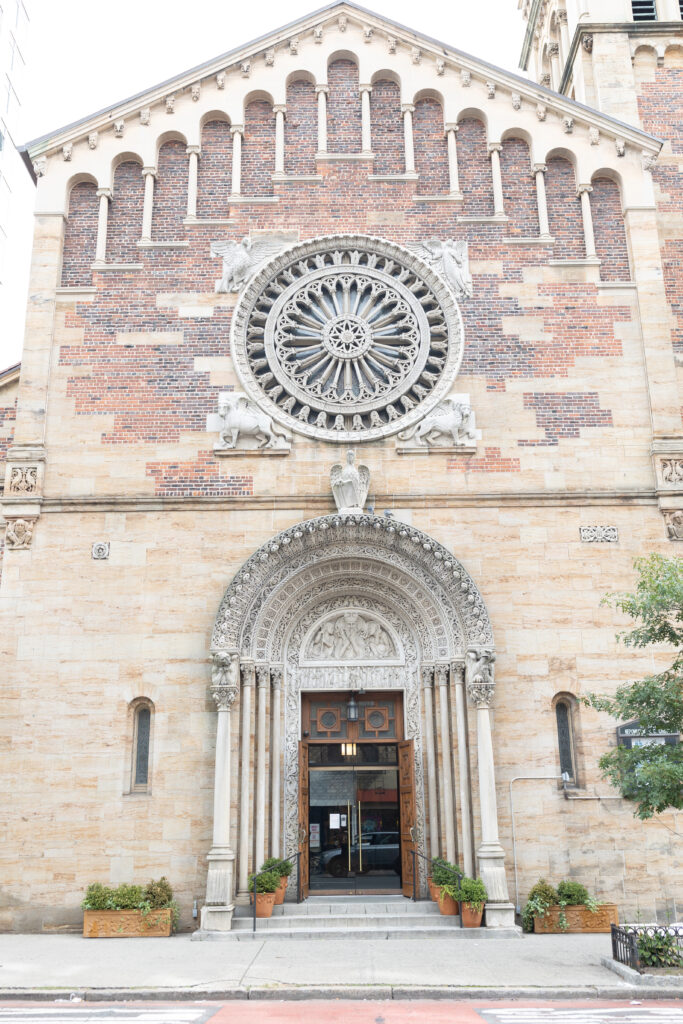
[230,235,464,443]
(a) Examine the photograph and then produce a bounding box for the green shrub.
[637,930,683,968]
[143,876,174,909]
[431,857,461,888]
[261,857,293,878]
[82,883,115,911]
[248,869,281,894]
[521,879,560,933]
[111,884,145,910]
[557,880,590,906]
[459,876,488,912]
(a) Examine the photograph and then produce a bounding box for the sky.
[0,0,526,370]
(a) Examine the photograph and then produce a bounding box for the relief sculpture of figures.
[664,510,683,541]
[397,398,476,448]
[308,611,396,661]
[210,237,287,293]
[407,239,473,301]
[210,391,291,451]
[330,450,370,513]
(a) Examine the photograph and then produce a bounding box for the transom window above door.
[302,691,403,743]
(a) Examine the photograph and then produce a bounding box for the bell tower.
[516,0,682,123]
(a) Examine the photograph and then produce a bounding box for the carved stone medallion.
[230,235,464,443]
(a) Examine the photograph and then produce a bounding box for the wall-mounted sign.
[616,719,679,750]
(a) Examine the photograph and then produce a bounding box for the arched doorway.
[201,513,514,931]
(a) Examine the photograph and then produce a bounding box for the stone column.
[402,104,415,175]
[466,649,515,928]
[533,163,551,239]
[254,664,269,868]
[445,123,461,196]
[577,184,597,259]
[270,666,283,858]
[420,665,439,860]
[451,661,474,877]
[141,167,156,241]
[230,124,244,198]
[488,143,505,218]
[186,146,200,219]
[360,84,372,154]
[201,651,239,932]
[236,660,255,904]
[273,105,286,177]
[549,42,561,90]
[94,187,111,265]
[316,85,329,153]
[435,663,456,863]
[557,11,570,65]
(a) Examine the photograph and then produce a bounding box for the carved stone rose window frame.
[230,234,464,443]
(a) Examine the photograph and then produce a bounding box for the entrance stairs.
[226,895,467,940]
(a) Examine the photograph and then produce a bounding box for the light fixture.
[341,743,357,757]
[346,693,359,722]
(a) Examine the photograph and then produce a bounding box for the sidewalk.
[1,932,682,1000]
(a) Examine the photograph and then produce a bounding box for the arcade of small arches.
[199,512,515,932]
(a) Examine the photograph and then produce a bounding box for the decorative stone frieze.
[289,37,299,55]
[589,127,600,146]
[615,139,625,157]
[466,648,495,707]
[191,83,201,100]
[165,95,175,114]
[663,511,683,541]
[140,108,151,124]
[411,47,422,64]
[579,526,619,543]
[5,518,36,549]
[562,116,574,133]
[8,466,38,494]
[216,72,225,89]
[88,132,98,149]
[210,652,240,710]
[265,48,275,64]
[511,92,521,110]
[313,26,323,43]
[536,104,547,121]
[486,81,496,99]
[660,459,683,484]
[306,610,397,661]
[229,235,464,444]
[387,35,397,53]
[363,26,373,42]
[436,59,445,76]
[461,70,471,87]
[207,391,291,454]
[338,14,347,31]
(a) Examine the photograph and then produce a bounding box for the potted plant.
[431,857,460,906]
[459,876,487,928]
[437,881,460,916]
[520,878,558,932]
[248,869,281,918]
[82,877,177,938]
[260,857,293,905]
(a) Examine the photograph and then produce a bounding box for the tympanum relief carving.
[305,610,397,661]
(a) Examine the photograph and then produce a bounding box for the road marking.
[481,1010,683,1024]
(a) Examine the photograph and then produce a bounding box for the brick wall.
[152,141,188,240]
[107,161,144,263]
[146,451,253,497]
[414,98,449,195]
[327,59,362,152]
[242,101,275,195]
[285,79,317,175]
[545,156,584,259]
[370,78,403,175]
[500,137,539,236]
[591,176,630,282]
[198,119,232,217]
[61,182,98,286]
[457,118,494,216]
[520,392,613,445]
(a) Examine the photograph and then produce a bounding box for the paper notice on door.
[329,813,340,829]
[340,814,347,827]
[310,823,321,850]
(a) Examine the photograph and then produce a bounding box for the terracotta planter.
[254,891,277,918]
[437,891,459,916]
[274,876,288,905]
[428,877,440,903]
[461,902,484,928]
[83,908,172,938]
[533,904,619,934]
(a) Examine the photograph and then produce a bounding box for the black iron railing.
[251,851,302,933]
[611,923,683,973]
[410,848,463,902]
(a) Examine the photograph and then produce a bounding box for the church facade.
[1,0,682,932]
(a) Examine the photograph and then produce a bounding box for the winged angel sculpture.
[211,237,287,293]
[330,450,370,513]
[406,239,473,301]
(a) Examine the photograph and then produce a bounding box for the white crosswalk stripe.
[0,1011,209,1024]
[481,1010,683,1024]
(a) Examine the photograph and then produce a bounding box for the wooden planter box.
[534,904,619,934]
[83,908,172,938]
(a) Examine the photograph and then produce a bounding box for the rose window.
[231,235,463,442]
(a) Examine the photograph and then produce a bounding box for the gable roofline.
[0,363,21,390]
[20,0,661,163]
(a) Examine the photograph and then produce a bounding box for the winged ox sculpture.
[210,237,288,293]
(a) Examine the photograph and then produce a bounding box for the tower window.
[554,697,577,784]
[130,701,153,792]
[631,0,657,20]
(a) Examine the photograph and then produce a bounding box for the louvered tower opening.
[631,0,657,20]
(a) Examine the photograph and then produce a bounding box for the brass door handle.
[409,826,415,843]
[358,801,363,872]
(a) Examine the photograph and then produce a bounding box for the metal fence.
[611,923,683,973]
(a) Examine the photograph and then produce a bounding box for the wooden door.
[398,739,416,898]
[298,740,310,898]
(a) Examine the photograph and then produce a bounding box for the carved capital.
[273,104,287,116]
[533,162,547,174]
[212,683,238,711]
[142,166,157,178]
[466,647,496,707]
[210,651,239,708]
[240,660,255,687]
[315,84,330,95]
[401,103,415,114]
[434,663,449,687]
[255,664,270,687]
[557,9,568,23]
[359,84,373,95]
[548,42,560,57]
[444,122,459,134]
[540,73,551,87]
[5,518,36,549]
[96,188,112,200]
[230,124,245,136]
[186,145,201,157]
[576,183,593,196]
[270,665,283,690]
[487,142,502,156]
[450,661,466,685]
[420,665,434,688]
[467,679,494,708]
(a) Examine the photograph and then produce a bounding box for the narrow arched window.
[130,700,153,792]
[555,697,577,784]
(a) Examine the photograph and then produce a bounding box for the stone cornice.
[22,1,661,166]
[559,21,683,95]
